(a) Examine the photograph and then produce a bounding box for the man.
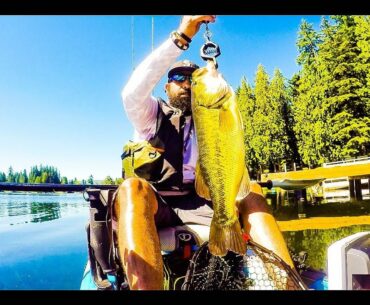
[115,15,294,290]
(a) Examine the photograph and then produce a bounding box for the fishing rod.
[0,181,273,193]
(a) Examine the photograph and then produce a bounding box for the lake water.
[0,192,369,290]
[0,192,89,290]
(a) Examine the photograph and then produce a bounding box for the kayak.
[80,230,370,290]
[80,261,118,290]
[271,178,325,190]
[80,224,309,290]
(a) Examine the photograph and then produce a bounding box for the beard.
[168,95,192,115]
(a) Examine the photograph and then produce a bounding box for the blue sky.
[0,15,322,181]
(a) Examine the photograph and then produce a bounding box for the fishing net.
[181,240,308,290]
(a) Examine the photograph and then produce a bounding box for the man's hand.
[177,15,216,40]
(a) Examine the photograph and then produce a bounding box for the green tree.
[7,166,15,182]
[72,178,80,185]
[251,64,272,174]
[0,172,6,182]
[321,16,370,159]
[103,176,114,185]
[29,166,40,184]
[292,16,370,166]
[28,165,61,184]
[87,175,94,185]
[41,172,49,183]
[61,176,68,184]
[292,19,328,167]
[269,69,291,172]
[23,169,28,183]
[296,19,322,67]
[115,177,124,185]
[18,172,26,183]
[237,67,294,176]
[285,74,302,167]
[236,77,259,178]
[14,172,20,183]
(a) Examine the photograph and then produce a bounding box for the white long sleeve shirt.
[121,37,198,183]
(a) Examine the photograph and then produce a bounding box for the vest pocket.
[121,140,164,181]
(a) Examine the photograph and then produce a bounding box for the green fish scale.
[193,103,244,226]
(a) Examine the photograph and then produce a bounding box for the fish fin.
[208,219,246,256]
[194,161,211,201]
[236,168,251,201]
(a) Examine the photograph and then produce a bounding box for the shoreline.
[277,215,370,231]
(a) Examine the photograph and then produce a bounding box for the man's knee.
[250,181,264,196]
[115,178,157,215]
[118,177,153,195]
[239,191,272,215]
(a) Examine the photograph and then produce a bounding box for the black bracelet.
[177,31,192,43]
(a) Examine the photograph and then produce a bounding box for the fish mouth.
[209,92,228,108]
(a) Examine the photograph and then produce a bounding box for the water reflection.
[29,202,61,223]
[283,224,370,272]
[0,192,89,226]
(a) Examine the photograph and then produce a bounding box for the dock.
[261,157,370,202]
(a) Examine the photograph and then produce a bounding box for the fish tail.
[208,219,247,256]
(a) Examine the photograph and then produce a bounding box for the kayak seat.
[158,224,210,253]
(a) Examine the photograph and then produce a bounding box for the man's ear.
[164,83,170,93]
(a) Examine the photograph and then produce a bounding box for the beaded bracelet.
[170,31,189,51]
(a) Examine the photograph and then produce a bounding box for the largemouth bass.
[191,61,250,256]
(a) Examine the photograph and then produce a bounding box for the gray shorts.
[153,188,214,229]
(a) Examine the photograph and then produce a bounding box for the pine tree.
[269,69,291,172]
[252,64,272,173]
[23,169,28,183]
[0,172,6,182]
[320,16,370,159]
[87,175,94,185]
[41,172,49,183]
[286,74,302,167]
[292,19,328,167]
[18,172,26,183]
[236,77,259,178]
[7,166,15,182]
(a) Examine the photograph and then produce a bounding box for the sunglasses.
[168,74,192,83]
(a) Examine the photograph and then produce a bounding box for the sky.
[0,15,322,181]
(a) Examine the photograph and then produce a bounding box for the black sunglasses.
[168,74,192,83]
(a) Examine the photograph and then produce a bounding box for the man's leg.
[114,178,163,290]
[238,182,295,268]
